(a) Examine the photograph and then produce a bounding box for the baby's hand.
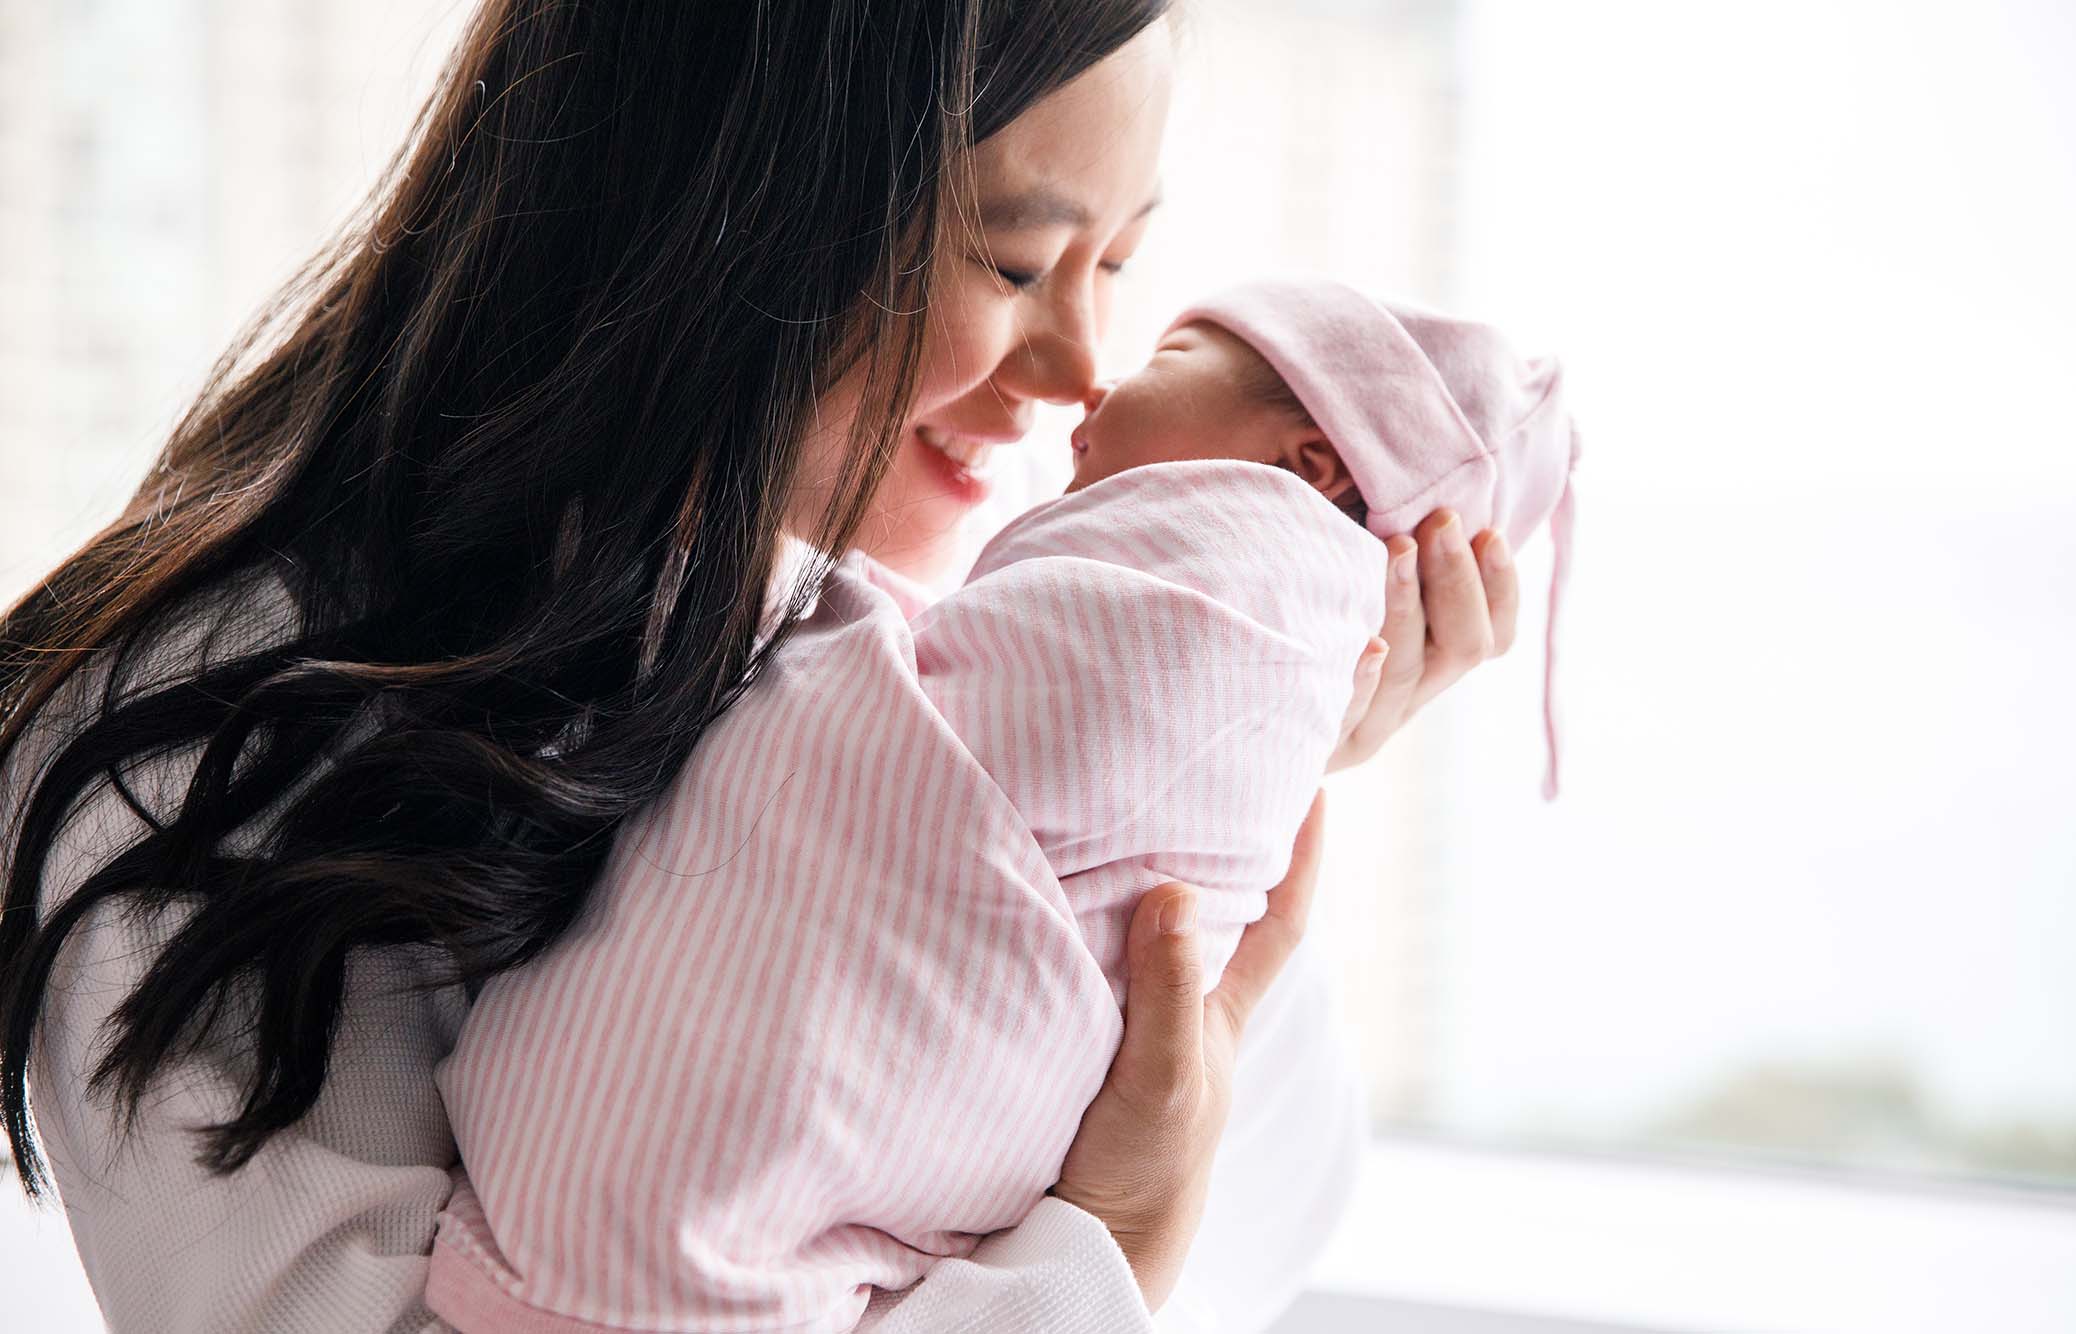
[1327,508,1518,772]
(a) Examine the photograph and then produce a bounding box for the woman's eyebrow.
[979,187,1163,230]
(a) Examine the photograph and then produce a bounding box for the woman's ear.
[1289,432,1359,507]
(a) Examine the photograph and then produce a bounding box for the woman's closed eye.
[988,257,1132,292]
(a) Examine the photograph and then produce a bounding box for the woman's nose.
[1083,382,1114,413]
[1004,287,1101,406]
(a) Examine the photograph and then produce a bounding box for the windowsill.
[1304,1136,2076,1334]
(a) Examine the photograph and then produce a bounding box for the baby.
[426,279,1581,1334]
[1071,278,1580,801]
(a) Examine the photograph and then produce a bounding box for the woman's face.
[801,22,1175,584]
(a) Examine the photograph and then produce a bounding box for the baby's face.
[1067,321,1292,492]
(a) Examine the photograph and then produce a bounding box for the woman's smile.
[814,20,1170,585]
[917,424,1010,477]
[914,424,1014,504]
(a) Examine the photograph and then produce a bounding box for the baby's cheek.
[1124,430,1188,476]
[1161,415,1234,464]
[1194,409,1283,466]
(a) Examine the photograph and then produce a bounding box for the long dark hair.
[0,0,1170,1198]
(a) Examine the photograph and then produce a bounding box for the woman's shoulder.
[15,560,466,1329]
[7,563,305,894]
[20,560,300,741]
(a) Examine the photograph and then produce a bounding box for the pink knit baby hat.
[1167,278,1582,800]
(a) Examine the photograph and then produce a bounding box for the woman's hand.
[1328,509,1520,772]
[1046,792,1328,1312]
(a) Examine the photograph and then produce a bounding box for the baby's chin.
[1064,443,1097,493]
[1063,450,1116,494]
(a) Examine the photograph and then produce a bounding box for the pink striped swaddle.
[425,460,1385,1332]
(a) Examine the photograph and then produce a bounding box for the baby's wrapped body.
[427,460,1387,1333]
[917,462,1388,1004]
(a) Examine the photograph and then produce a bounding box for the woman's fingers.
[1470,528,1520,657]
[1114,883,1208,1114]
[1326,540,1421,773]
[1327,514,1522,775]
[1372,534,1425,706]
[1049,803,1329,1308]
[1208,791,1326,1044]
[1414,510,1494,686]
[1050,884,1222,1307]
[1325,637,1389,772]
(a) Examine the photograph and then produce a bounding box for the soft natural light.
[1096,0,2076,1197]
[4,2,2072,1331]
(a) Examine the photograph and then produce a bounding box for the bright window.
[4,2,2071,1330]
[1079,0,2076,1197]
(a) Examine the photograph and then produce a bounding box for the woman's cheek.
[913,277,1017,413]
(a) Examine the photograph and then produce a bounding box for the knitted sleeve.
[7,597,467,1334]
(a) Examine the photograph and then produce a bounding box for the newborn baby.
[911,278,1580,1016]
[1074,278,1582,800]
[427,279,1581,1334]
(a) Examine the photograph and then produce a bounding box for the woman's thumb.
[1118,884,1206,1091]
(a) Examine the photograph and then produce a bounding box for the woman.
[0,3,1517,1330]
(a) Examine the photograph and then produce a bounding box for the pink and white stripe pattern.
[426,460,1387,1332]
